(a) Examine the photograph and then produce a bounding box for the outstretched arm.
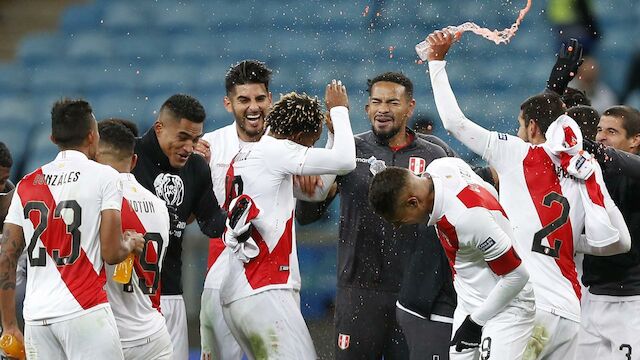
[583,139,640,179]
[426,31,492,158]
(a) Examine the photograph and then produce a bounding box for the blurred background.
[0,0,638,358]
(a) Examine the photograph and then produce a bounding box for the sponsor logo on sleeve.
[478,237,496,252]
[497,133,508,141]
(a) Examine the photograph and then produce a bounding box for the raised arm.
[425,31,492,158]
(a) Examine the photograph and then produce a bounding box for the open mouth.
[177,153,189,162]
[245,113,262,124]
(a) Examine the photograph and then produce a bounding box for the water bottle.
[112,253,135,284]
[0,334,26,360]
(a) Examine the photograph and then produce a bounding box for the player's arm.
[298,81,356,176]
[451,208,529,352]
[575,169,631,256]
[295,190,338,225]
[0,223,25,342]
[425,31,492,158]
[583,139,640,179]
[194,160,227,238]
[100,209,144,264]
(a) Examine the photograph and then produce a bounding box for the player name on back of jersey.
[126,199,157,214]
[33,171,81,186]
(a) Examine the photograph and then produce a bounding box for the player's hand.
[546,38,583,94]
[325,79,349,110]
[324,111,334,134]
[0,325,25,359]
[124,230,145,255]
[426,30,457,61]
[450,315,483,352]
[294,176,324,197]
[194,138,211,163]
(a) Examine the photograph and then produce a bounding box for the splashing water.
[415,0,533,61]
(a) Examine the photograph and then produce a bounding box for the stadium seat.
[66,32,113,64]
[112,34,165,66]
[102,2,152,35]
[17,33,68,67]
[60,4,104,35]
[0,64,27,95]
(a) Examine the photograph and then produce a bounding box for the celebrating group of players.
[1,29,639,360]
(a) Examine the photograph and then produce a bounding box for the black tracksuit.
[582,140,640,295]
[132,129,226,295]
[297,129,456,360]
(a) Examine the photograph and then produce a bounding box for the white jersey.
[4,150,122,324]
[426,158,534,315]
[220,106,356,304]
[429,60,620,323]
[484,133,617,322]
[105,173,170,346]
[201,123,253,290]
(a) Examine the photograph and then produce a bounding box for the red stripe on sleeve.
[584,176,605,207]
[487,247,522,276]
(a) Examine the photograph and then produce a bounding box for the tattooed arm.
[0,223,26,343]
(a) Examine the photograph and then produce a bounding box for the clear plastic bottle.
[0,334,26,360]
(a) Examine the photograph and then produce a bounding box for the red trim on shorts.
[523,147,581,300]
[487,247,522,276]
[18,169,108,309]
[457,184,507,218]
[436,215,459,279]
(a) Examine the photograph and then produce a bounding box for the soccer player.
[220,81,355,359]
[296,72,456,360]
[132,94,227,359]
[424,30,631,359]
[96,120,173,360]
[577,106,640,360]
[0,99,145,359]
[369,159,536,359]
[195,59,272,360]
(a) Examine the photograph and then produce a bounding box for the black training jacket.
[297,129,456,318]
[582,140,640,296]
[132,129,226,295]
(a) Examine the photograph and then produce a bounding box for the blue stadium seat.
[60,4,104,35]
[67,32,113,64]
[0,97,35,125]
[0,122,32,180]
[88,93,151,124]
[80,63,139,98]
[17,33,68,67]
[169,34,219,66]
[111,34,165,65]
[102,3,152,34]
[151,2,205,34]
[0,64,27,95]
[27,65,84,96]
[139,64,199,96]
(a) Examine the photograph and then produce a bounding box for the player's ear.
[407,98,416,118]
[407,196,419,208]
[223,96,232,113]
[630,133,640,152]
[364,103,369,114]
[130,154,138,171]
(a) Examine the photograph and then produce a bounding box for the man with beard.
[132,94,227,360]
[194,59,272,360]
[296,72,456,360]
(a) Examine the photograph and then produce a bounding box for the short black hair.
[98,120,135,159]
[51,99,95,148]
[265,92,324,138]
[520,92,566,135]
[368,167,411,221]
[567,105,599,140]
[101,118,139,137]
[603,105,640,137]
[0,142,12,168]
[160,94,206,124]
[367,72,413,99]
[562,87,591,108]
[225,60,272,94]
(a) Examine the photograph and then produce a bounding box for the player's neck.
[387,128,410,148]
[59,146,91,158]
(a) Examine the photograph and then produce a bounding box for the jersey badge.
[478,237,496,252]
[408,157,427,175]
[153,173,185,206]
[338,333,350,350]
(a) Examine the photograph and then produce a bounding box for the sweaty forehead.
[230,83,269,99]
[370,81,408,99]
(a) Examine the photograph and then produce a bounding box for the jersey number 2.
[24,200,81,266]
[531,192,569,259]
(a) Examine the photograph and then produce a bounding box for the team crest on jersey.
[338,333,350,350]
[153,173,184,206]
[408,157,426,175]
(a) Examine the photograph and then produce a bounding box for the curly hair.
[265,92,324,138]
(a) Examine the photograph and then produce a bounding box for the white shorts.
[222,289,317,360]
[161,295,188,360]
[524,308,579,360]
[451,302,535,360]
[24,305,123,360]
[122,327,173,360]
[200,288,243,360]
[577,292,640,360]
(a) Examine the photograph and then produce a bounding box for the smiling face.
[154,111,204,168]
[596,115,640,153]
[225,83,271,142]
[366,81,415,142]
